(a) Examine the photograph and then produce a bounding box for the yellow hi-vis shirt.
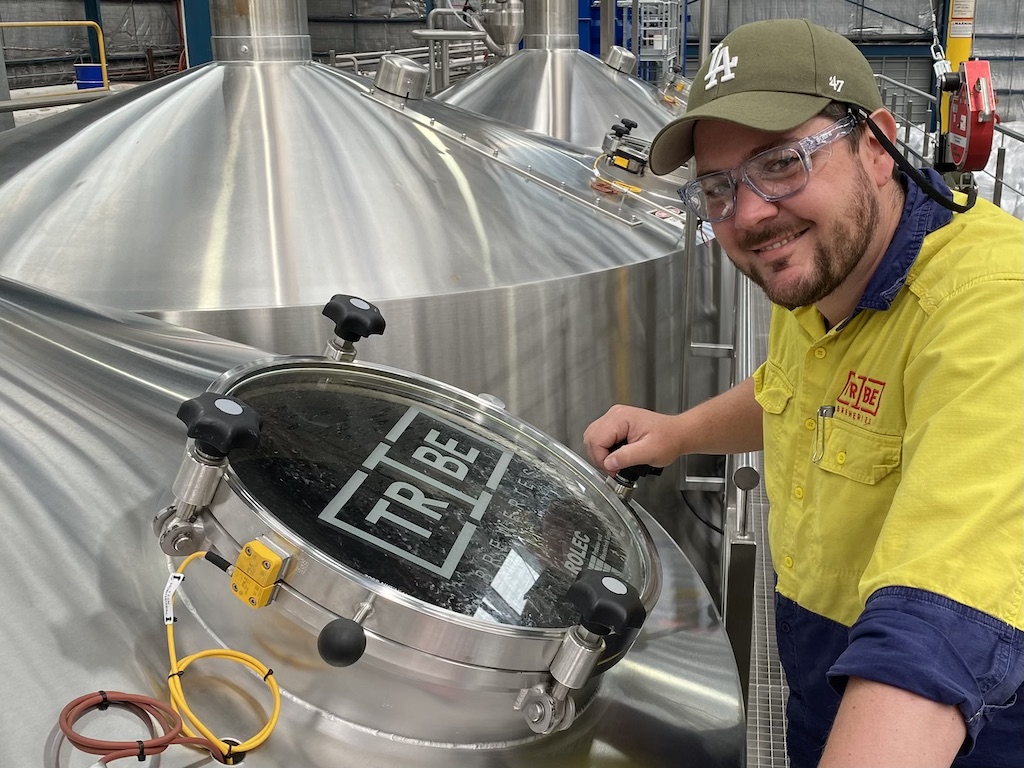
[754,194,1024,632]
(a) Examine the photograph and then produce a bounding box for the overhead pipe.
[209,0,311,62]
[469,0,523,58]
[465,15,509,57]
[600,0,613,58]
[427,7,509,58]
[522,0,578,49]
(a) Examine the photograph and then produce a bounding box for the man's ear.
[862,108,898,187]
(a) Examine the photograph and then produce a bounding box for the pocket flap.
[754,361,795,415]
[817,418,902,485]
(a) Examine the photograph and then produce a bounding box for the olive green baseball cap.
[648,19,884,175]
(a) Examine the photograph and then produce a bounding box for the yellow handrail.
[0,20,109,90]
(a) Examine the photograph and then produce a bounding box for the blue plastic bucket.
[74,63,104,90]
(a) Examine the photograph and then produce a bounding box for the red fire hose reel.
[938,58,996,173]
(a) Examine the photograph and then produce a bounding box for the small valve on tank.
[514,569,647,734]
[658,64,691,108]
[606,440,663,502]
[154,393,262,556]
[601,118,650,176]
[321,294,386,363]
[611,461,663,502]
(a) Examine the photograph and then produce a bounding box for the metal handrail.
[0,20,109,90]
[873,72,1024,212]
[326,43,484,80]
[719,269,761,710]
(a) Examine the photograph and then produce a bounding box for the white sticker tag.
[163,572,185,625]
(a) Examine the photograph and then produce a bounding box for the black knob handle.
[615,463,663,484]
[621,118,638,133]
[176,393,262,458]
[567,569,646,636]
[609,440,663,484]
[322,295,386,343]
[611,123,627,138]
[317,617,367,667]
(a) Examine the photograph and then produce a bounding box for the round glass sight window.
[226,368,652,630]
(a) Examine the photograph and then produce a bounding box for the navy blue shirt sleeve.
[827,586,1024,756]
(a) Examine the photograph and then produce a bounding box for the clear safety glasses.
[677,113,862,222]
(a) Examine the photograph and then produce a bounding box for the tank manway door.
[154,295,662,744]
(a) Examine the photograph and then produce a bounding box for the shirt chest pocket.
[816,418,902,485]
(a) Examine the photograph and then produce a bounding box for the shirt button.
[780,621,792,633]
[804,418,816,430]
[837,451,847,465]
[794,486,804,499]
[814,347,827,359]
[783,555,795,568]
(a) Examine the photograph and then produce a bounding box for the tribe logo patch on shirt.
[836,369,885,423]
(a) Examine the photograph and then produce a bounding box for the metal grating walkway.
[746,478,789,767]
[743,290,790,768]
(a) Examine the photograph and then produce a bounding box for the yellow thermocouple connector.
[230,539,285,608]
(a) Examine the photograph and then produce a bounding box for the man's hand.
[819,677,965,768]
[583,405,687,474]
[582,377,765,475]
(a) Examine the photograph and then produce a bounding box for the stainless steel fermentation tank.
[0,0,695,462]
[435,0,690,151]
[0,280,745,766]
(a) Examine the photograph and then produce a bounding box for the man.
[584,18,1024,768]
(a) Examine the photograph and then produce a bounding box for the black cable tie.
[263,668,274,681]
[97,690,109,710]
[224,744,246,765]
[168,670,185,679]
[136,740,146,761]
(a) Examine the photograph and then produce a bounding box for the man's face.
[693,117,880,310]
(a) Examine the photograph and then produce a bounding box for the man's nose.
[732,180,780,230]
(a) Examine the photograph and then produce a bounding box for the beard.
[736,165,881,310]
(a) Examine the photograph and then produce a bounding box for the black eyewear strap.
[852,106,977,214]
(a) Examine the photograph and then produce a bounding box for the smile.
[755,231,804,253]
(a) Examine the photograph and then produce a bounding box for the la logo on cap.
[704,44,738,90]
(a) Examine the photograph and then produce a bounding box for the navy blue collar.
[854,168,954,313]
